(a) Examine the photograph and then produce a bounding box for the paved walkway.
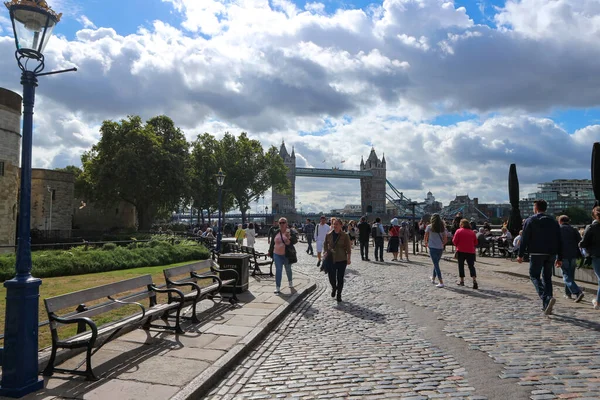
[207,239,600,400]
[6,265,315,400]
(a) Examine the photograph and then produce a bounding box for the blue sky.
[1,0,598,209]
[48,0,597,135]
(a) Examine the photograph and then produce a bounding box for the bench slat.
[45,275,154,313]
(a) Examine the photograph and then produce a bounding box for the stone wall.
[0,88,22,253]
[73,200,137,231]
[30,169,74,232]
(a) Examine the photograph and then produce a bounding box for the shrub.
[102,242,117,251]
[0,243,210,282]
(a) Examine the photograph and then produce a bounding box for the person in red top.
[452,219,479,289]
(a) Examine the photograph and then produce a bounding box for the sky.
[1,0,599,214]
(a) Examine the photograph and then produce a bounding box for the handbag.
[322,233,341,273]
[280,232,297,264]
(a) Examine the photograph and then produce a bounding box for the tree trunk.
[136,205,153,231]
[200,209,205,225]
[241,209,247,225]
[208,208,212,225]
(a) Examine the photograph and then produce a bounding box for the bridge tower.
[272,141,296,214]
[360,148,386,215]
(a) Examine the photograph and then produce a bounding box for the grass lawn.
[0,260,210,350]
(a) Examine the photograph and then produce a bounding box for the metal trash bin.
[220,238,237,254]
[218,253,250,293]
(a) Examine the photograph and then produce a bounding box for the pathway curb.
[171,278,317,400]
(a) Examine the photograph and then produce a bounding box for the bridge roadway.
[206,239,600,399]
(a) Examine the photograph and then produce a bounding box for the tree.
[80,115,189,230]
[54,165,86,198]
[556,207,592,225]
[218,133,290,223]
[189,133,234,224]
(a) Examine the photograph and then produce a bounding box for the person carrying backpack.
[372,217,385,262]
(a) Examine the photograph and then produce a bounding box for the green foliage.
[555,207,592,225]
[102,242,117,251]
[80,115,189,230]
[218,133,290,222]
[0,242,209,282]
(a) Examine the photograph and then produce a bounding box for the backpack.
[371,224,381,238]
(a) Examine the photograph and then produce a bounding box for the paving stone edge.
[170,277,317,400]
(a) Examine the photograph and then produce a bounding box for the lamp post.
[2,1,76,397]
[215,168,225,252]
[408,202,417,255]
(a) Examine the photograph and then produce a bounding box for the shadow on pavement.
[334,301,386,323]
[551,314,600,332]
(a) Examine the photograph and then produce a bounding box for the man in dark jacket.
[558,215,584,302]
[357,216,371,261]
[518,199,563,315]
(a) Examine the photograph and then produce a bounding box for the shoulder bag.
[280,232,298,264]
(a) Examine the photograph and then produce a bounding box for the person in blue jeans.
[558,215,584,302]
[424,213,447,288]
[267,218,296,295]
[580,206,600,310]
[518,199,563,315]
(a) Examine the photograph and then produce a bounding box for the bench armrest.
[107,296,146,321]
[191,272,223,291]
[166,280,202,294]
[50,314,98,343]
[151,285,185,302]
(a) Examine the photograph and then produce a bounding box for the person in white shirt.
[315,216,330,268]
[246,223,256,247]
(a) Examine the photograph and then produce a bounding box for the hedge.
[0,241,210,282]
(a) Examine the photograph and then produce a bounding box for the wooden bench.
[43,275,184,381]
[163,260,239,323]
[241,245,274,276]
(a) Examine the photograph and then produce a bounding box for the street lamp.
[2,1,76,397]
[215,168,226,252]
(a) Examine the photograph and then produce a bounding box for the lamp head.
[5,0,62,59]
[215,168,226,187]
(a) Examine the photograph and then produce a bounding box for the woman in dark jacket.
[580,206,600,310]
[323,217,352,302]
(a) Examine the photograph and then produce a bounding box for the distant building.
[420,191,442,214]
[442,195,488,221]
[520,179,595,217]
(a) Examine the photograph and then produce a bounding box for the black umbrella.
[592,142,600,207]
[507,163,522,236]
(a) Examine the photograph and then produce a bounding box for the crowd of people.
[180,203,600,314]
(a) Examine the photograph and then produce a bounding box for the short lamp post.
[1,1,76,396]
[215,169,225,253]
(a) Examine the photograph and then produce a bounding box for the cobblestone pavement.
[206,239,600,400]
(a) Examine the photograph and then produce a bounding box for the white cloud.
[0,0,598,212]
[77,15,97,29]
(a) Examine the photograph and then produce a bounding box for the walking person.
[424,213,447,287]
[234,224,246,245]
[246,222,256,247]
[303,218,315,255]
[399,221,410,262]
[558,215,584,302]
[387,218,400,261]
[324,217,352,302]
[315,216,329,268]
[357,216,371,261]
[372,217,385,262]
[452,219,479,289]
[518,199,563,315]
[267,218,296,295]
[580,206,600,310]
